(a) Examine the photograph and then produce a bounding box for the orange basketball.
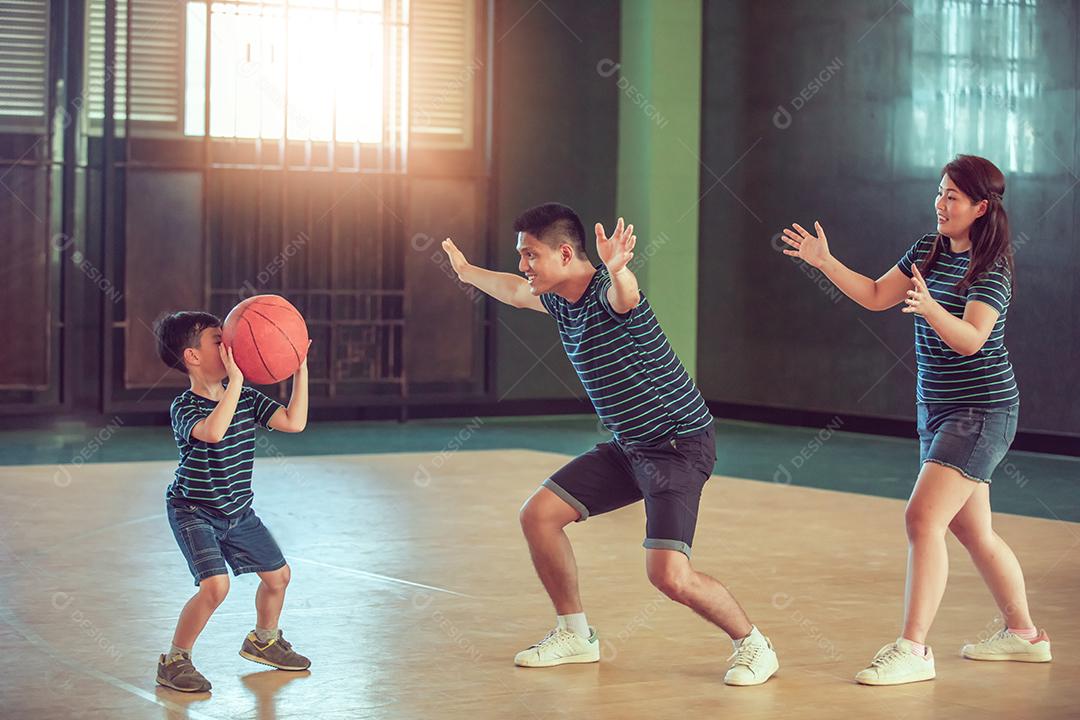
[222,295,309,385]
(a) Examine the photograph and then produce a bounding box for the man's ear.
[560,243,575,265]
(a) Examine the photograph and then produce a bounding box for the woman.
[779,154,1050,685]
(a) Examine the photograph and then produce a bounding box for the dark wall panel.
[405,177,485,389]
[699,0,1080,436]
[0,167,50,389]
[492,0,621,401]
[124,170,203,388]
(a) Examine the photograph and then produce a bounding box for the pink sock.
[1008,627,1038,641]
[904,639,928,656]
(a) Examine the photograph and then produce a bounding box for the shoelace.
[728,641,764,668]
[869,643,907,667]
[532,628,578,653]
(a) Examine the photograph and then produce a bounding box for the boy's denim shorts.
[917,403,1019,484]
[167,498,286,586]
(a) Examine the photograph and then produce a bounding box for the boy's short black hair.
[512,202,588,258]
[153,311,221,373]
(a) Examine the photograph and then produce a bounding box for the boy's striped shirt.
[168,385,282,515]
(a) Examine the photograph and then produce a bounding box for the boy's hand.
[297,340,312,374]
[220,344,244,385]
[596,217,636,275]
[442,238,472,281]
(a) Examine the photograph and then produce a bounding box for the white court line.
[289,556,478,599]
[0,609,222,720]
[27,513,477,600]
[33,513,165,557]
[127,603,372,624]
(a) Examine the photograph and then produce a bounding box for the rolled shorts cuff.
[643,538,692,558]
[192,569,229,587]
[923,458,992,484]
[230,558,288,578]
[541,478,589,521]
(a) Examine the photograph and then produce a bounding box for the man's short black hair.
[153,311,221,373]
[512,202,588,258]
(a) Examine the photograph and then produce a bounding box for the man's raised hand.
[596,217,636,275]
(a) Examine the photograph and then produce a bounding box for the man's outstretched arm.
[442,238,547,312]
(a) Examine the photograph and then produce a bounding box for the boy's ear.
[183,346,200,367]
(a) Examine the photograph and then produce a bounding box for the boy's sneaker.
[514,627,600,667]
[855,638,935,686]
[961,628,1052,662]
[239,630,311,671]
[724,628,779,686]
[156,651,211,693]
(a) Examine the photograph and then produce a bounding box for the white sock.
[168,644,191,659]
[732,625,760,650]
[557,612,590,638]
[254,626,278,643]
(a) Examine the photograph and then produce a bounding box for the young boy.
[153,311,311,693]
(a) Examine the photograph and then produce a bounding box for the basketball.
[222,295,309,385]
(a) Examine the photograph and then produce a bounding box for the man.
[441,202,778,685]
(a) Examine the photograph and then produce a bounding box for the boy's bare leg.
[171,574,230,650]
[255,565,291,632]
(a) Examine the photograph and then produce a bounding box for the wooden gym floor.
[1,448,1077,719]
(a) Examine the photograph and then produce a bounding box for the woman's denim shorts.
[917,403,1019,483]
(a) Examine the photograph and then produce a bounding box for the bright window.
[184,0,388,142]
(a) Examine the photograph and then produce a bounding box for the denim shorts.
[917,403,1019,483]
[167,498,286,585]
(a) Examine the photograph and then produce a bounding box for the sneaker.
[513,627,600,667]
[156,652,211,693]
[723,628,779,686]
[855,638,935,686]
[239,630,311,671]
[961,628,1052,662]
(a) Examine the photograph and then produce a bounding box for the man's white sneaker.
[723,627,779,686]
[855,638,935,686]
[961,628,1052,662]
[513,627,600,668]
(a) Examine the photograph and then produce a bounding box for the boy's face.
[186,327,226,380]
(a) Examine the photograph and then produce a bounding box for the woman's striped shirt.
[897,234,1018,406]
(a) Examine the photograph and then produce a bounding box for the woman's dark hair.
[153,311,221,373]
[921,154,1014,293]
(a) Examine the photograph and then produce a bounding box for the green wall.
[616,0,703,374]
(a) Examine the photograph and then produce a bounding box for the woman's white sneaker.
[961,628,1052,662]
[855,638,935,686]
[514,627,600,667]
[723,627,779,686]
